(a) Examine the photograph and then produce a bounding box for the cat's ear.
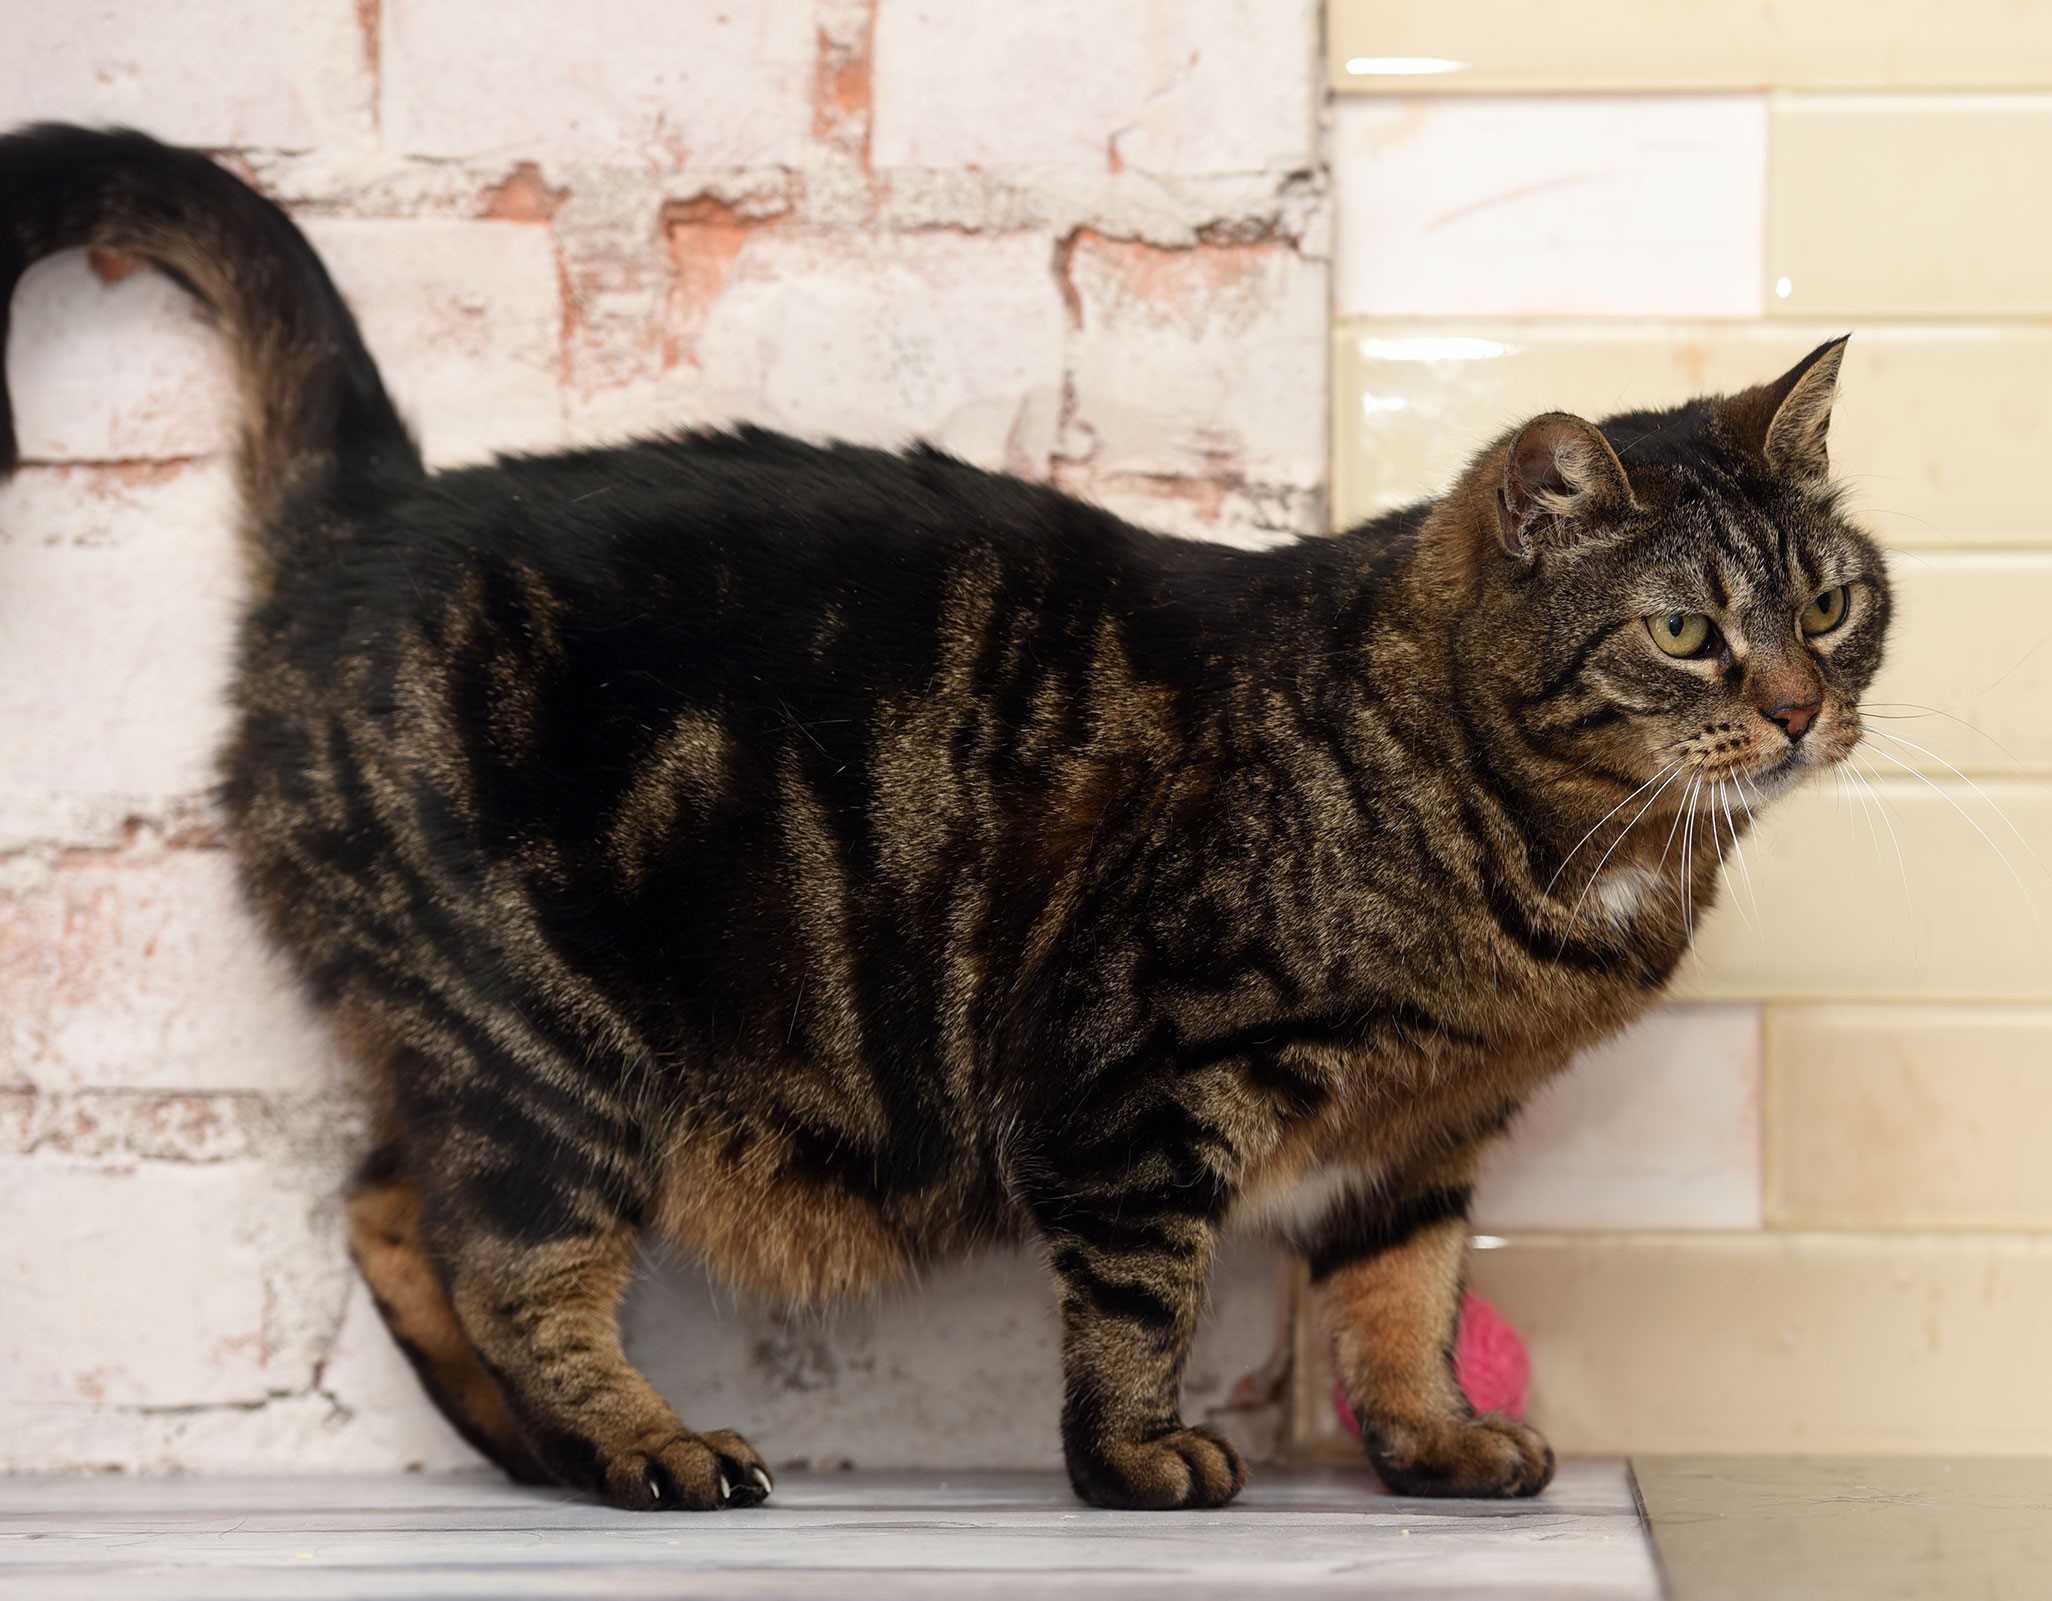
[1495,412,1635,558]
[1731,335,1849,484]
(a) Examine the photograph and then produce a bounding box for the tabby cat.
[0,126,1889,1511]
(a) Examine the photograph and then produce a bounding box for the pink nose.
[1764,699,1820,741]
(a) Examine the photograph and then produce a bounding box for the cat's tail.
[0,123,421,563]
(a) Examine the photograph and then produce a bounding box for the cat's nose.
[1763,699,1820,741]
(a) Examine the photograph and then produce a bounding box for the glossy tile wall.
[1326,1,2052,1454]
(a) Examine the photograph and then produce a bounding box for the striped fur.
[2,128,1889,1509]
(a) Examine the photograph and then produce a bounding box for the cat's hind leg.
[354,1015,771,1510]
[346,1145,551,1485]
[437,1212,774,1511]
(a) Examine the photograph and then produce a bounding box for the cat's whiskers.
[1718,780,1764,938]
[1859,727,2052,886]
[1544,758,1684,899]
[1563,759,1688,924]
[1702,782,1736,935]
[1838,750,1887,865]
[1660,770,1697,931]
[1855,737,2046,941]
[1655,765,1697,877]
[1734,768,1780,930]
[1681,774,1706,938]
[1731,768,1764,843]
[1856,700,2023,760]
[1846,746,1919,959]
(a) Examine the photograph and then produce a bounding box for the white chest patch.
[1587,864,1663,926]
[1230,1161,1375,1241]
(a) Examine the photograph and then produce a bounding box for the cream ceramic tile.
[1765,1005,2052,1228]
[1467,1232,2052,1454]
[1329,1,2052,93]
[1867,555,2052,775]
[1332,320,2052,547]
[1474,1005,1762,1231]
[1677,777,2052,1002]
[1771,96,2052,318]
[1330,99,1765,318]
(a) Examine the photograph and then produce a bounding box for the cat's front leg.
[1026,1105,1248,1510]
[1301,1152,1554,1499]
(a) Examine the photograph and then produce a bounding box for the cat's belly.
[651,1139,918,1306]
[648,1116,1015,1308]
[1228,1156,1376,1240]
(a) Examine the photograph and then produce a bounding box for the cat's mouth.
[1745,748,1804,795]
[1686,745,1801,791]
[1745,722,1863,797]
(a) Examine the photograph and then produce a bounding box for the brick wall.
[0,0,1322,1473]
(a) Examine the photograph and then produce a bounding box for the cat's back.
[235,425,1259,837]
[283,428,1130,655]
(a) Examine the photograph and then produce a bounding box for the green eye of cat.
[1648,611,1713,658]
[1801,584,1850,636]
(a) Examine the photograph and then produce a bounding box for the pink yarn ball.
[1333,1291,1530,1439]
[1448,1291,1530,1419]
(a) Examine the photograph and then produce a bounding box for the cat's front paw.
[1362,1412,1554,1499]
[1066,1422,1248,1509]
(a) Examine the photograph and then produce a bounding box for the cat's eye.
[1801,584,1850,636]
[1648,611,1714,659]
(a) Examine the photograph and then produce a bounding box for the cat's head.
[1447,337,1889,807]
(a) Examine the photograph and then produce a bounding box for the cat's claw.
[604,1427,772,1511]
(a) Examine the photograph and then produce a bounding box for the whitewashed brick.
[4,223,561,472]
[1331,97,1767,318]
[315,1278,487,1472]
[873,0,1319,174]
[0,845,344,1096]
[624,1240,1290,1469]
[7,252,236,464]
[0,1392,338,1475]
[0,464,238,827]
[0,0,1341,1485]
[1071,479,1319,552]
[1475,1004,1764,1231]
[0,0,368,150]
[0,1158,273,1406]
[684,229,1066,473]
[0,1090,267,1164]
[383,0,816,167]
[1064,234,1326,488]
[305,219,565,468]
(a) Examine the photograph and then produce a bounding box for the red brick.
[1060,232,1325,499]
